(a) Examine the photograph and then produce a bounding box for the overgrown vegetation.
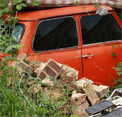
[0,0,122,117]
[0,0,73,116]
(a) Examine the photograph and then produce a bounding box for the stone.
[62,65,79,80]
[57,105,70,115]
[70,99,89,117]
[30,61,41,70]
[57,79,74,91]
[18,61,33,74]
[40,87,51,97]
[43,65,57,78]
[17,53,29,64]
[73,82,85,93]
[33,84,41,93]
[71,93,86,105]
[47,59,62,73]
[39,71,47,79]
[66,72,76,83]
[51,90,63,99]
[93,85,109,99]
[35,62,46,76]
[76,78,100,105]
[41,77,54,87]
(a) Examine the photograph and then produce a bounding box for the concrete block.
[71,93,86,105]
[93,85,109,99]
[18,61,33,74]
[62,65,79,80]
[43,65,57,78]
[48,59,62,73]
[76,78,100,105]
[39,71,47,79]
[66,72,76,83]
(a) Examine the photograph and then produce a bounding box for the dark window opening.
[33,17,78,52]
[81,14,122,45]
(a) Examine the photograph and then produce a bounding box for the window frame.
[32,16,79,52]
[80,13,122,46]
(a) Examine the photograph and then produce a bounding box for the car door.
[27,16,83,78]
[80,13,122,86]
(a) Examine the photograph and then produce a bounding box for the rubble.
[70,99,89,117]
[71,93,86,105]
[41,77,54,87]
[93,85,109,99]
[11,53,113,117]
[75,78,100,105]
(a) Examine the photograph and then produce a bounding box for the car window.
[11,24,24,43]
[2,24,24,43]
[80,14,122,45]
[33,17,78,52]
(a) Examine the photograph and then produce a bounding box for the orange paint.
[2,5,122,86]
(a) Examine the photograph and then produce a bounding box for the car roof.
[17,5,112,21]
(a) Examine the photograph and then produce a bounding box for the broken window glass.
[11,24,24,43]
[1,23,24,43]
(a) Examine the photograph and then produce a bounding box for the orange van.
[4,5,122,86]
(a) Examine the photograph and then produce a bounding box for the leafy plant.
[112,62,122,88]
[110,44,122,91]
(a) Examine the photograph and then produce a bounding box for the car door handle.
[83,54,94,58]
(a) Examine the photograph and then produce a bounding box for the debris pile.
[9,53,121,117]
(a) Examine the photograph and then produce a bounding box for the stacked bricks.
[75,78,100,105]
[39,59,65,80]
[12,53,33,75]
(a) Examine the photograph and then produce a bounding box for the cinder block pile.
[11,53,109,117]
